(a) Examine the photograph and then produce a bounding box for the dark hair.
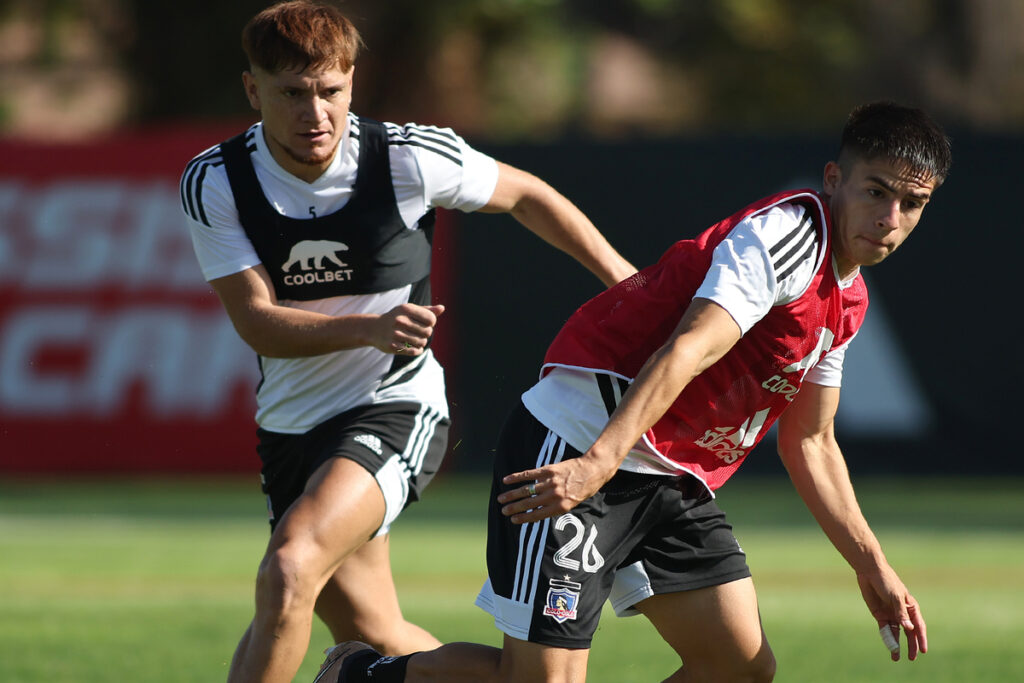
[839,101,952,185]
[242,0,362,74]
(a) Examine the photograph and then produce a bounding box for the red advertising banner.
[1,127,458,474]
[0,127,267,473]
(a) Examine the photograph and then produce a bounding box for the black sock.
[365,653,413,682]
[334,650,377,682]
[342,652,413,683]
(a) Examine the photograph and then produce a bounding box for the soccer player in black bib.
[180,2,634,681]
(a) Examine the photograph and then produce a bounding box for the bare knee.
[762,655,777,681]
[687,647,775,683]
[255,545,320,618]
[673,642,775,683]
[745,645,776,683]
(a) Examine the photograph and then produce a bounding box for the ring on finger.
[403,342,412,350]
[526,482,537,496]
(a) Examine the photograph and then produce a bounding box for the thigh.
[337,401,449,535]
[610,487,750,618]
[636,577,774,678]
[266,456,386,579]
[259,401,449,535]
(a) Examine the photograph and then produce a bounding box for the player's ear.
[242,70,261,111]
[822,161,842,195]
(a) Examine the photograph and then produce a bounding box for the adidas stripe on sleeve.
[768,210,817,284]
[695,203,822,335]
[179,129,262,282]
[385,121,463,166]
[180,143,224,228]
[385,121,499,218]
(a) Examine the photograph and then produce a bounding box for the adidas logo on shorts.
[354,433,384,455]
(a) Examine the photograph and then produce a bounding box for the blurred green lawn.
[0,475,1021,682]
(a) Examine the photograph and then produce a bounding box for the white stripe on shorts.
[374,404,442,538]
[402,404,441,477]
[374,454,411,537]
[511,431,567,606]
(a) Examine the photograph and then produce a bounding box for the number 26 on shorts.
[553,513,605,573]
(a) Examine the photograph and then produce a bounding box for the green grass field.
[1,474,1022,682]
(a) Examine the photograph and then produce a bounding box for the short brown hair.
[242,1,362,74]
[838,101,952,186]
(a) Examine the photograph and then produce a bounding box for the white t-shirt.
[523,202,859,474]
[181,113,500,433]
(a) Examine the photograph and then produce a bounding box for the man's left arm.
[478,161,637,287]
[776,382,927,662]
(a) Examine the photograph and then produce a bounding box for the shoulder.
[381,119,465,167]
[748,201,816,251]
[744,197,826,295]
[180,125,258,181]
[356,115,497,209]
[180,125,259,226]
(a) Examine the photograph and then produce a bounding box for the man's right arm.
[499,297,742,523]
[209,265,443,358]
[478,162,637,288]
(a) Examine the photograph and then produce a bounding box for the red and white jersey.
[524,190,868,492]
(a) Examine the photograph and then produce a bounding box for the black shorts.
[475,402,750,649]
[256,401,449,534]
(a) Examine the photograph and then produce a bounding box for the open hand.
[498,456,615,524]
[856,570,928,661]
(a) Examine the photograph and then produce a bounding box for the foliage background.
[3,0,1024,142]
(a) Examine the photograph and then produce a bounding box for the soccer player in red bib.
[324,101,950,682]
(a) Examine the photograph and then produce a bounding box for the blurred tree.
[123,0,266,124]
[1,0,1022,140]
[0,0,134,138]
[558,0,991,132]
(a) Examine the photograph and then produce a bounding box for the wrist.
[582,443,626,478]
[340,313,378,348]
[850,548,889,576]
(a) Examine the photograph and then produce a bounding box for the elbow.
[507,192,546,226]
[662,337,726,381]
[774,422,814,469]
[230,320,281,358]
[224,303,298,358]
[237,333,276,358]
[775,437,798,470]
